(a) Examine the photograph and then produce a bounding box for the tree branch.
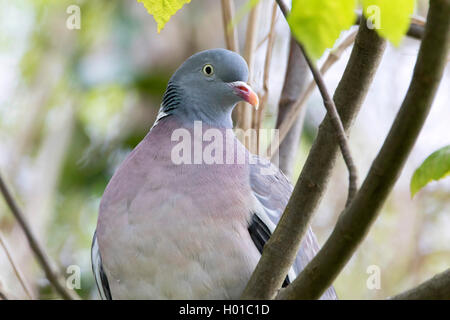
[276,0,358,206]
[242,11,386,300]
[390,269,450,300]
[278,0,450,299]
[0,173,79,300]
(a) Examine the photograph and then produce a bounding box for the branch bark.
[278,0,450,299]
[242,13,386,300]
[390,269,450,300]
[0,173,79,300]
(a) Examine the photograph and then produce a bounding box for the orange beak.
[230,81,259,109]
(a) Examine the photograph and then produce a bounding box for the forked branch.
[278,0,450,299]
[242,7,386,300]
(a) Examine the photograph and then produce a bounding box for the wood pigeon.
[92,48,337,300]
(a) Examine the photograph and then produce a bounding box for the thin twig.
[276,0,358,206]
[253,2,278,154]
[0,173,79,300]
[221,0,239,52]
[0,233,34,299]
[236,1,261,138]
[256,14,280,50]
[267,30,358,159]
[278,0,450,299]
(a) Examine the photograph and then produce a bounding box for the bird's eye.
[202,64,214,76]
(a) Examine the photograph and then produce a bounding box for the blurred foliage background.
[0,0,448,299]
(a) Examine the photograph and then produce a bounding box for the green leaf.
[287,0,357,60]
[137,0,191,33]
[362,0,415,46]
[410,145,450,197]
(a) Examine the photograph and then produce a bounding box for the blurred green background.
[0,0,448,299]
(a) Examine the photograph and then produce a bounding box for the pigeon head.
[159,49,259,128]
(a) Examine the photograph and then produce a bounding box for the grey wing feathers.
[249,158,338,300]
[248,214,291,287]
[91,231,112,300]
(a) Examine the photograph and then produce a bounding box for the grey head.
[157,48,259,128]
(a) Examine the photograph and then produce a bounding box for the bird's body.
[93,49,337,300]
[96,118,261,299]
